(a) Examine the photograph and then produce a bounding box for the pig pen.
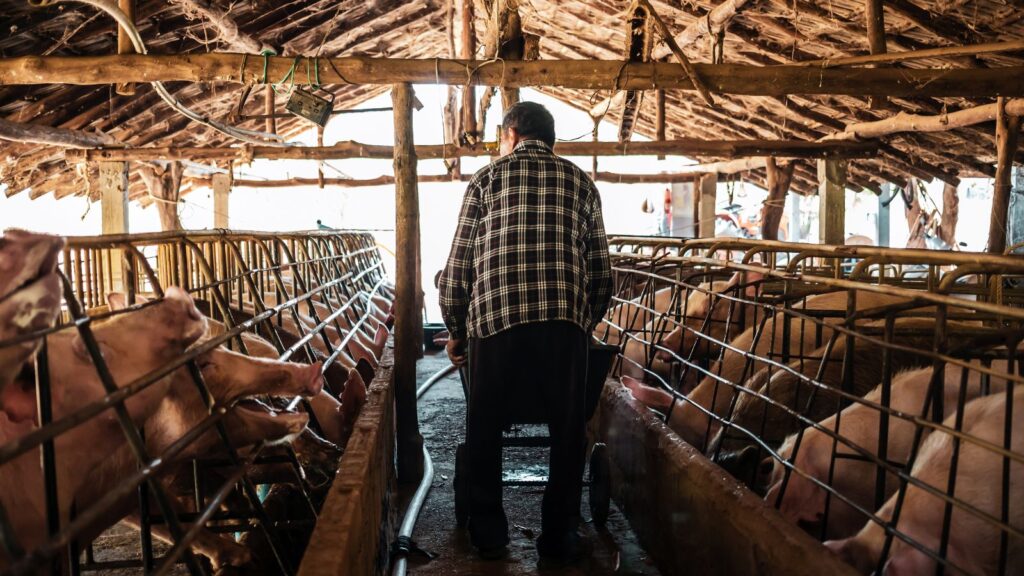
[592,236,1024,576]
[0,230,395,576]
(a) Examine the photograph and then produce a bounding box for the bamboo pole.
[3,54,1024,97]
[987,98,1021,254]
[64,138,877,163]
[392,82,424,484]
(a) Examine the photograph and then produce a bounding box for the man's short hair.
[501,102,556,147]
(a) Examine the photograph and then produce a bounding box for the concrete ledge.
[597,379,858,576]
[299,344,396,576]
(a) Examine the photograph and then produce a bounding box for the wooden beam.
[697,173,717,238]
[220,171,702,188]
[818,158,847,245]
[829,99,1024,140]
[679,157,767,175]
[115,0,135,96]
[762,158,795,240]
[5,55,1024,97]
[392,82,424,484]
[937,182,958,248]
[212,172,230,228]
[0,117,116,148]
[987,98,1022,254]
[64,138,878,163]
[264,85,276,136]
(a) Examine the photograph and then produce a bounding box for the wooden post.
[264,85,276,136]
[459,0,477,141]
[987,97,1022,253]
[655,89,666,160]
[937,182,959,248]
[115,0,135,96]
[212,173,231,229]
[392,82,424,484]
[99,161,129,291]
[818,158,847,245]
[762,158,794,240]
[697,172,718,238]
[877,183,891,247]
[865,0,887,108]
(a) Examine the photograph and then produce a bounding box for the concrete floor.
[403,351,660,576]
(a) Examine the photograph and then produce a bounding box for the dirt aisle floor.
[405,352,661,576]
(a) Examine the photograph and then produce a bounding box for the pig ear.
[723,270,764,299]
[106,292,128,310]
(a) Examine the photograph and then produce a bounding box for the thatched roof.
[1,0,1022,200]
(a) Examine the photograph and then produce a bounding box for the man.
[438,101,613,563]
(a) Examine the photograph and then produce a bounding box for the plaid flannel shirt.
[438,139,613,341]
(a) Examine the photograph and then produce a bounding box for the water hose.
[392,362,458,576]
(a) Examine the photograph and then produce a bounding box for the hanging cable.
[31,0,294,147]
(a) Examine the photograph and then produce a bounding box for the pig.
[668,291,916,449]
[0,287,207,569]
[0,230,64,397]
[613,272,762,384]
[825,387,1024,575]
[711,320,943,458]
[764,361,1007,540]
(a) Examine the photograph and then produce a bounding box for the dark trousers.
[465,320,588,547]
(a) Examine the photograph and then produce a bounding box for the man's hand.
[446,337,468,367]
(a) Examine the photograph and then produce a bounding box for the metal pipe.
[393,362,456,576]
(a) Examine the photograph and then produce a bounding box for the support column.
[212,173,231,229]
[877,183,891,247]
[392,82,425,484]
[115,0,135,96]
[817,158,847,245]
[697,172,717,238]
[987,98,1021,253]
[99,161,129,291]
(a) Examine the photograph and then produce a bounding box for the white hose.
[393,362,457,576]
[36,0,291,147]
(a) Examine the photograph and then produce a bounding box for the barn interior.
[1,0,1023,575]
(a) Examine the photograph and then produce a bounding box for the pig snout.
[655,327,682,362]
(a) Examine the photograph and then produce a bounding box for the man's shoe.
[474,544,509,561]
[536,531,585,567]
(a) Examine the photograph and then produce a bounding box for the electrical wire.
[32,0,293,147]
